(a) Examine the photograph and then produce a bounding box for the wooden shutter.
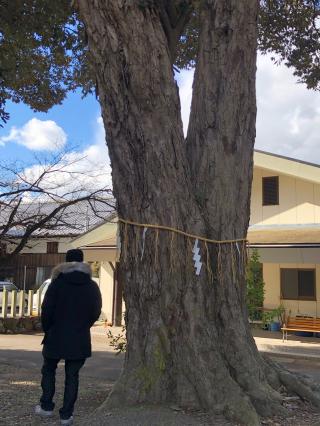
[47,242,59,254]
[262,176,279,206]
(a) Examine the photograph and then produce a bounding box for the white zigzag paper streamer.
[192,238,202,276]
[141,227,148,260]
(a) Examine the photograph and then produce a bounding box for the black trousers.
[40,357,85,420]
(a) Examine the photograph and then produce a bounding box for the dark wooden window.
[262,176,279,206]
[281,268,316,301]
[46,241,59,254]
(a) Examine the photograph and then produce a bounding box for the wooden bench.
[281,316,320,342]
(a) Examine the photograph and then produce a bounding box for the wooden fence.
[0,289,43,318]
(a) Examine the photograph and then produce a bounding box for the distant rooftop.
[1,198,116,238]
[253,150,320,184]
[255,149,320,169]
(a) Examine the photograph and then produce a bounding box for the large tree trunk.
[76,1,320,424]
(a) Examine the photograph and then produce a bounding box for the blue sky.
[1,55,320,175]
[0,90,102,165]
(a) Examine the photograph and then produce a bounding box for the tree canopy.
[0,0,319,126]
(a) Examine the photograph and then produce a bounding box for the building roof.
[2,198,116,238]
[253,150,320,184]
[71,220,117,247]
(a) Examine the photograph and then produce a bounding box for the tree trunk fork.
[75,1,320,424]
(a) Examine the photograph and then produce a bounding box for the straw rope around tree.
[118,218,249,282]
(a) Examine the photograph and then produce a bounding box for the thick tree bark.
[76,1,320,424]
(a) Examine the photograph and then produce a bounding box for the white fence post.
[19,291,26,317]
[10,290,17,317]
[36,289,42,316]
[0,289,43,318]
[2,288,8,318]
[27,290,33,317]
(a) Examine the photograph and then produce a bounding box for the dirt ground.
[0,362,110,425]
[2,331,320,425]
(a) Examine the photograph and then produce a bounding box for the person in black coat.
[35,249,102,425]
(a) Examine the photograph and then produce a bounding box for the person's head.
[65,249,84,263]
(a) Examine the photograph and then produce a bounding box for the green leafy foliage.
[0,0,93,125]
[176,1,320,91]
[246,249,265,321]
[175,8,199,69]
[259,0,320,90]
[107,325,127,354]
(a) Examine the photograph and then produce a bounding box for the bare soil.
[0,362,110,425]
[1,332,320,425]
[2,362,320,426]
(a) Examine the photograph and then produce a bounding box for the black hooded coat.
[41,262,102,360]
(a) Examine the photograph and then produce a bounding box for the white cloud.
[256,54,320,163]
[95,116,107,145]
[0,118,67,151]
[177,55,320,164]
[20,116,112,197]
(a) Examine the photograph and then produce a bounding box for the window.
[281,268,316,301]
[47,241,58,254]
[262,176,279,206]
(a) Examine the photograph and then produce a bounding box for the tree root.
[264,355,320,405]
[89,356,320,426]
[279,370,320,406]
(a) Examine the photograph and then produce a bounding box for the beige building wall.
[263,263,320,317]
[8,238,73,254]
[250,167,320,226]
[99,261,114,322]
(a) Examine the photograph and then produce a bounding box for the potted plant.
[271,305,286,331]
[262,305,286,332]
[262,310,275,330]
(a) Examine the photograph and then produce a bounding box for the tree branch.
[158,0,195,63]
[0,198,22,235]
[8,191,110,257]
[0,150,113,259]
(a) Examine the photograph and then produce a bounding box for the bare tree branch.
[0,150,114,259]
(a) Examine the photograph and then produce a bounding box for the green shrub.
[246,249,265,321]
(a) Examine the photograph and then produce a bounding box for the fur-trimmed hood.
[51,262,92,282]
